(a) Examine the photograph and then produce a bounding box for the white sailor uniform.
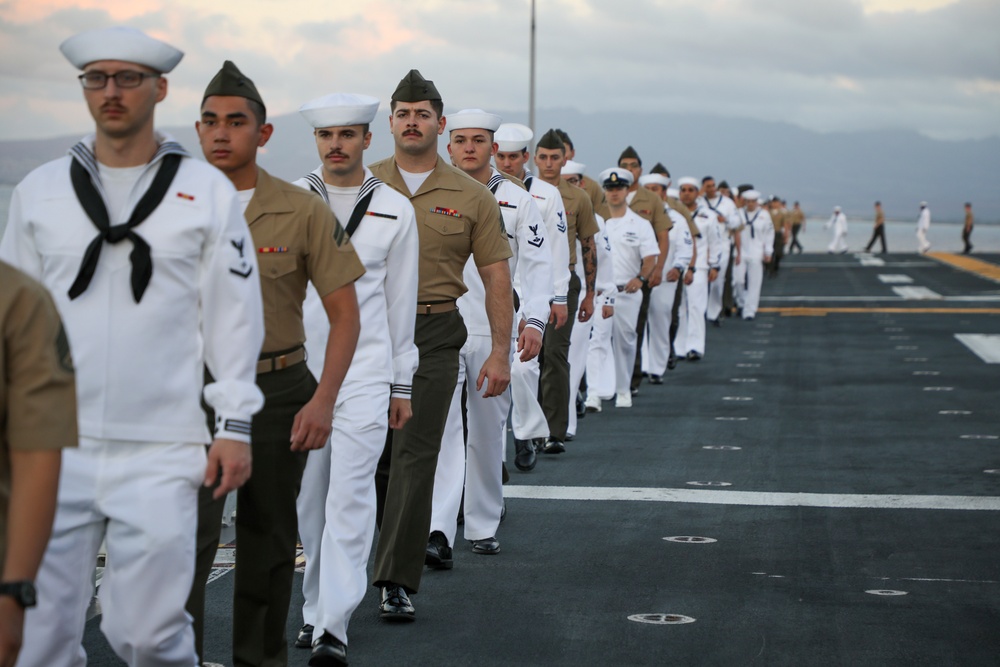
[676,206,722,357]
[700,194,740,321]
[583,215,618,406]
[642,207,693,376]
[826,210,848,253]
[1,134,264,667]
[430,169,551,545]
[917,206,931,253]
[295,167,419,646]
[736,207,774,319]
[509,172,568,443]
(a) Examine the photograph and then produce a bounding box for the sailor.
[191,62,365,667]
[0,261,77,667]
[369,70,513,622]
[916,202,932,253]
[1,28,266,666]
[788,201,806,253]
[962,202,974,254]
[561,159,615,434]
[532,129,598,454]
[865,201,887,254]
[650,162,696,232]
[699,176,741,326]
[427,108,551,565]
[597,168,659,408]
[290,93,419,664]
[494,122,569,470]
[736,190,774,320]
[638,174,694,382]
[554,129,605,213]
[826,206,848,253]
[675,177,722,360]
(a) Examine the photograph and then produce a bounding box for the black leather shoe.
[309,631,347,666]
[425,531,453,570]
[471,537,500,555]
[686,351,702,361]
[667,353,677,370]
[649,374,663,385]
[575,392,586,418]
[542,438,565,454]
[711,318,721,328]
[630,387,639,396]
[514,439,536,471]
[531,437,547,452]
[379,585,415,622]
[295,623,314,649]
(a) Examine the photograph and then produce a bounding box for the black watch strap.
[0,581,37,608]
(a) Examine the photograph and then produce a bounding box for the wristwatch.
[637,275,648,285]
[0,580,37,608]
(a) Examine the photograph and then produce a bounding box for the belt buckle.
[419,303,432,315]
[275,354,288,370]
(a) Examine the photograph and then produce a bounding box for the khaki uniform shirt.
[875,209,885,226]
[666,196,699,237]
[580,174,606,214]
[771,208,786,235]
[965,210,974,229]
[556,179,600,266]
[248,168,365,354]
[0,261,77,563]
[790,209,806,226]
[370,155,512,303]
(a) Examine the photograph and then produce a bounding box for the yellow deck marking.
[927,252,1000,283]
[759,307,1000,317]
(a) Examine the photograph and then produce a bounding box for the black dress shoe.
[575,392,586,418]
[686,351,702,361]
[542,438,565,454]
[471,537,500,555]
[667,353,677,370]
[295,623,314,649]
[379,585,415,622]
[531,437,547,452]
[425,531,453,570]
[514,439,536,471]
[630,387,639,396]
[711,318,721,328]
[649,374,663,385]
[500,501,506,523]
[309,631,347,667]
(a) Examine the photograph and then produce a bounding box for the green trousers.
[538,273,581,440]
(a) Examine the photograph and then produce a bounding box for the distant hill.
[2,109,996,222]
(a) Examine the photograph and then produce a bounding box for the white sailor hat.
[562,160,586,176]
[448,109,502,133]
[677,176,700,189]
[834,205,842,212]
[60,26,183,72]
[920,201,927,207]
[639,174,670,188]
[299,93,380,128]
[667,187,680,199]
[743,190,761,201]
[599,167,633,188]
[495,123,533,152]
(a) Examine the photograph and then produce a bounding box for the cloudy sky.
[0,0,996,142]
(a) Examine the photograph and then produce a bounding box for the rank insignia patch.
[431,206,462,218]
[176,192,195,201]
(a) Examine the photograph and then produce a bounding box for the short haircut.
[875,201,881,206]
[390,98,444,119]
[702,176,714,184]
[965,202,972,207]
[246,99,266,126]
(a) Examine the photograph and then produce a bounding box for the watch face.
[20,581,37,607]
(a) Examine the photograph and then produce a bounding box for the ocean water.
[1,181,997,253]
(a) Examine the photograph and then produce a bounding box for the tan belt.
[257,346,306,375]
[416,301,457,316]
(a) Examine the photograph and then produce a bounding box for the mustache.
[325,151,348,159]
[402,129,422,137]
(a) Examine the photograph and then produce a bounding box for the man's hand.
[648,270,663,288]
[602,304,614,319]
[734,254,742,266]
[764,255,772,264]
[684,269,695,285]
[517,326,543,362]
[578,292,595,323]
[388,397,412,430]
[708,268,719,283]
[549,303,568,329]
[205,438,252,500]
[666,268,681,283]
[0,599,24,667]
[624,278,643,293]
[290,396,334,452]
[476,350,511,398]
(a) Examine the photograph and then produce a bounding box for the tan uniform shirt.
[248,169,365,354]
[965,210,974,230]
[580,174,606,214]
[790,209,806,226]
[0,261,77,563]
[666,196,699,237]
[370,155,512,303]
[556,179,600,266]
[875,209,885,226]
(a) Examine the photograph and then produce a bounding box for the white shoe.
[615,392,632,408]
[584,394,602,413]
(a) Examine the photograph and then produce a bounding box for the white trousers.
[611,290,642,395]
[732,259,747,309]
[707,244,731,321]
[828,229,848,253]
[677,269,709,356]
[917,228,931,253]
[742,258,765,318]
[431,335,513,545]
[566,304,594,438]
[643,280,681,376]
[509,355,547,441]
[297,382,389,645]
[18,439,203,667]
[586,306,616,400]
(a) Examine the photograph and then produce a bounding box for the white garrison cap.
[743,190,761,201]
[299,93,380,128]
[677,176,700,189]
[448,108,502,132]
[920,201,927,207]
[639,174,670,188]
[495,123,533,152]
[562,160,586,176]
[599,167,633,187]
[60,26,183,72]
[667,187,679,199]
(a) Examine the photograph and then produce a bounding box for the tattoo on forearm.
[581,236,597,293]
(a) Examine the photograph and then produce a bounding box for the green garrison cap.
[536,128,565,150]
[651,162,670,177]
[203,60,265,112]
[618,145,641,165]
[391,69,442,102]
[554,128,573,149]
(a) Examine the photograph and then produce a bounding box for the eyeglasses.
[78,70,158,90]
